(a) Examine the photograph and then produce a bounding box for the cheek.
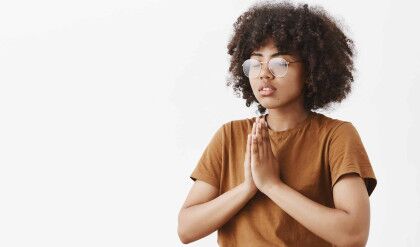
[249,80,259,93]
[275,81,303,99]
[280,69,305,92]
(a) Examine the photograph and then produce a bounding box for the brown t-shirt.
[189,111,377,247]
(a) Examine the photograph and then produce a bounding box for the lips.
[258,84,277,92]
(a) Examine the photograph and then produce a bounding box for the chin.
[259,96,294,109]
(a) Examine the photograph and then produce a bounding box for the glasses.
[242,57,303,78]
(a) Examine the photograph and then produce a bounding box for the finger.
[255,116,260,136]
[251,121,256,153]
[251,133,259,165]
[257,119,263,145]
[252,119,256,136]
[255,120,261,142]
[245,134,251,161]
[261,116,268,141]
[255,119,259,138]
[254,116,262,146]
[261,117,268,154]
[257,121,265,159]
[255,117,261,137]
[265,119,270,142]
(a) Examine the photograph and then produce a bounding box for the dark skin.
[178,89,369,246]
[178,38,370,247]
[245,38,369,247]
[243,113,281,194]
[246,115,280,193]
[248,37,311,133]
[249,114,370,247]
[179,18,368,246]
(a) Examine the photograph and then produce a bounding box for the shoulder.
[311,113,369,151]
[228,116,256,134]
[310,112,355,138]
[216,116,255,141]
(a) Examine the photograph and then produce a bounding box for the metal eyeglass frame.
[242,57,303,78]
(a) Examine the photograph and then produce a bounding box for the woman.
[178,1,377,246]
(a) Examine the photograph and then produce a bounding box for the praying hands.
[248,116,283,194]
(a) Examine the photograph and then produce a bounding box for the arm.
[251,116,371,247]
[177,181,256,244]
[179,126,258,244]
[262,173,370,247]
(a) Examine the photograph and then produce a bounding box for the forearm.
[178,183,255,244]
[263,182,362,247]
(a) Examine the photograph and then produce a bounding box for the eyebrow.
[250,51,291,57]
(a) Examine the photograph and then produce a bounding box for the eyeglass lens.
[242,57,288,78]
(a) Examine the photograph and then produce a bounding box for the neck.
[265,104,311,132]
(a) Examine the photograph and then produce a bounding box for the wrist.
[241,182,258,195]
[261,179,283,195]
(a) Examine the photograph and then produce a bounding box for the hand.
[243,127,258,195]
[250,116,283,194]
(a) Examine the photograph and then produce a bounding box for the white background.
[0,0,419,246]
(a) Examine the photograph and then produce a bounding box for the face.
[248,38,306,111]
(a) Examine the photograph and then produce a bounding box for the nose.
[259,61,274,79]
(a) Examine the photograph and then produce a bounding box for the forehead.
[251,38,299,59]
[250,50,297,60]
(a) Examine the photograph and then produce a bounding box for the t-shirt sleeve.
[328,122,377,196]
[189,123,226,190]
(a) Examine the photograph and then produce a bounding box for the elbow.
[337,231,368,247]
[351,226,369,247]
[177,210,192,244]
[353,233,368,247]
[336,213,369,247]
[177,225,192,244]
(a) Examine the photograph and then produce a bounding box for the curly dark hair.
[226,0,356,114]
